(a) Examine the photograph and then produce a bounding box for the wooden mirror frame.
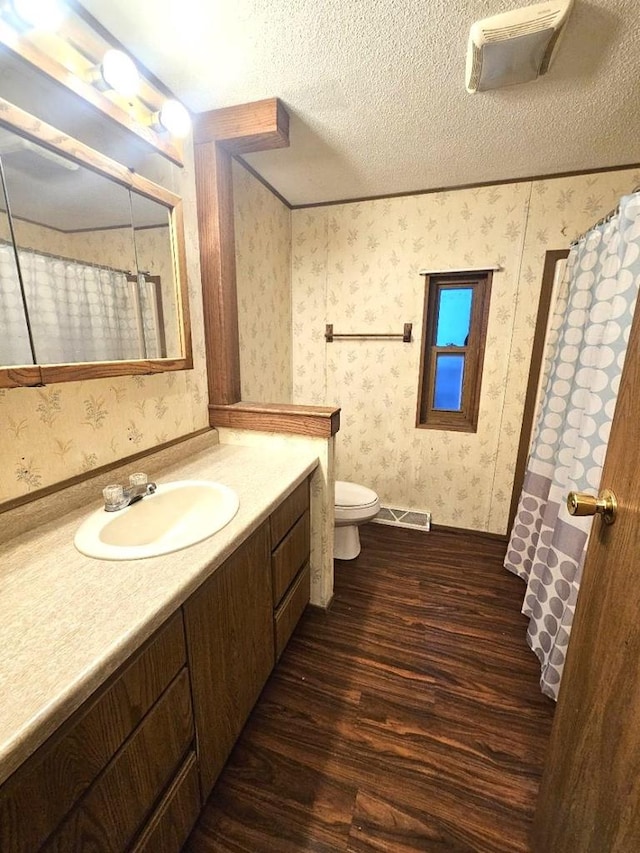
[0,95,192,390]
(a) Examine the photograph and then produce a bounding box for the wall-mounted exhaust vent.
[466,0,574,93]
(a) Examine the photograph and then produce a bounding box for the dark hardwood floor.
[187,524,555,852]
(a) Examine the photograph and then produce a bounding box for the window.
[416,270,493,432]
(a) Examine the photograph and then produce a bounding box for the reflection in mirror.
[0,161,33,365]
[0,124,146,364]
[130,190,181,359]
[0,94,191,387]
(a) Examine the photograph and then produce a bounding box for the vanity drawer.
[274,563,311,660]
[270,478,309,548]
[43,668,194,852]
[131,751,200,853]
[272,509,310,606]
[0,611,187,853]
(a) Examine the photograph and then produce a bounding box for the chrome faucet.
[102,472,157,512]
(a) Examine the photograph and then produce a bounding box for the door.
[531,284,640,849]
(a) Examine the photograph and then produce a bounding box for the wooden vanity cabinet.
[131,752,201,853]
[0,612,198,853]
[274,562,311,659]
[0,475,313,850]
[43,671,194,853]
[182,478,312,801]
[270,479,311,660]
[184,521,274,799]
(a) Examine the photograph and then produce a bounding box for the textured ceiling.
[80,0,640,206]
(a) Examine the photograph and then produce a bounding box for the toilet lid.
[335,480,378,508]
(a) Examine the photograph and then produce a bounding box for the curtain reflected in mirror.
[0,123,183,366]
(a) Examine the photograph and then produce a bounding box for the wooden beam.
[194,98,290,408]
[194,98,289,154]
[195,142,241,405]
[209,403,341,439]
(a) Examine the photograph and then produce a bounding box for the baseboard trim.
[431,523,508,543]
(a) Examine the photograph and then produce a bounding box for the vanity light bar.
[150,100,192,139]
[0,1,189,164]
[87,48,140,98]
[85,49,192,139]
[4,0,65,31]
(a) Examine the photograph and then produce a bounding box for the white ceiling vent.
[0,129,79,172]
[466,0,574,93]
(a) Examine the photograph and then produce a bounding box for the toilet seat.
[334,481,380,530]
[335,481,378,509]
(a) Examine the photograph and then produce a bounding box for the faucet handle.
[129,472,157,496]
[103,484,124,510]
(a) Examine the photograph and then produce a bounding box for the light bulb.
[100,49,140,98]
[8,0,65,30]
[156,99,191,139]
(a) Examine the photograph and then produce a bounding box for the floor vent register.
[373,506,432,532]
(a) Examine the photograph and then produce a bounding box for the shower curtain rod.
[0,238,148,277]
[571,183,640,246]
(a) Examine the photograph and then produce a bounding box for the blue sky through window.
[436,288,473,346]
[433,354,464,410]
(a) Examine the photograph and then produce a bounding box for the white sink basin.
[74,480,239,560]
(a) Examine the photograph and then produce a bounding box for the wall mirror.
[0,96,191,388]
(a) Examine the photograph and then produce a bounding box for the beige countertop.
[0,432,318,787]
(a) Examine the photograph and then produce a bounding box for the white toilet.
[334,480,380,560]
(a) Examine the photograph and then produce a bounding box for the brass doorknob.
[566,489,617,525]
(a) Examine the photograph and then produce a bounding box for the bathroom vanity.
[0,433,317,852]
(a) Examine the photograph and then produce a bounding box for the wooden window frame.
[416,270,493,433]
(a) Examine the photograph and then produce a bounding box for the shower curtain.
[505,190,640,701]
[0,246,161,364]
[22,252,143,363]
[0,242,33,365]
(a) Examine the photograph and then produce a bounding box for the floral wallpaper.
[290,168,640,535]
[4,132,636,541]
[233,160,292,403]
[0,138,209,504]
